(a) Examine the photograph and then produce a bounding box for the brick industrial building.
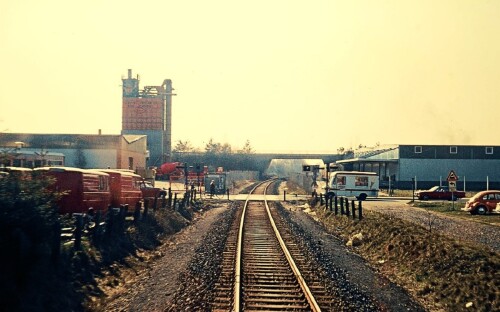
[121,69,175,167]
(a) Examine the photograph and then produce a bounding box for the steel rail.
[233,179,321,312]
[233,180,268,311]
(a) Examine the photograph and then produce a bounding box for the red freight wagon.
[1,166,33,178]
[34,167,111,214]
[97,169,142,208]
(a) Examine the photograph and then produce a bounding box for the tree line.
[172,139,265,172]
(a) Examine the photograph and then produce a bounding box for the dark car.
[461,190,500,215]
[415,186,466,201]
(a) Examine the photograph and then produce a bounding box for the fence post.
[134,201,141,224]
[153,195,158,211]
[173,193,178,211]
[106,206,114,236]
[320,193,324,206]
[340,197,344,215]
[74,213,83,250]
[345,198,350,217]
[119,205,128,233]
[358,200,363,220]
[334,196,338,215]
[168,188,172,208]
[143,200,149,217]
[93,210,102,243]
[351,200,356,219]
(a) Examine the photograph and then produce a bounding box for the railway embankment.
[298,201,499,312]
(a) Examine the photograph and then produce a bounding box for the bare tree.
[204,138,221,154]
[238,140,254,154]
[173,140,197,153]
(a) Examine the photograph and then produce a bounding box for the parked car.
[415,186,466,201]
[462,190,500,215]
[139,180,166,201]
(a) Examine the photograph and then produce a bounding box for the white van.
[326,171,379,200]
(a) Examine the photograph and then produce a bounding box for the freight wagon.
[96,169,143,208]
[34,167,111,214]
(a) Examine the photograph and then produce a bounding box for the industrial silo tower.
[121,69,174,166]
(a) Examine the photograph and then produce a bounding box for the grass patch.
[315,207,500,312]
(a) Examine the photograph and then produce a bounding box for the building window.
[450,146,457,154]
[414,146,422,153]
[486,147,494,155]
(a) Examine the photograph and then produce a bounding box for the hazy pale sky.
[1,0,499,153]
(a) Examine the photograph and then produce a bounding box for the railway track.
[212,179,335,311]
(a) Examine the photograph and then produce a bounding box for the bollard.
[168,188,172,208]
[334,196,338,215]
[134,201,141,224]
[227,189,230,200]
[173,193,178,211]
[340,197,344,215]
[351,200,356,219]
[345,197,350,217]
[284,190,287,201]
[74,213,84,250]
[320,193,324,206]
[358,200,363,220]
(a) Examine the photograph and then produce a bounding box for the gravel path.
[363,200,500,253]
